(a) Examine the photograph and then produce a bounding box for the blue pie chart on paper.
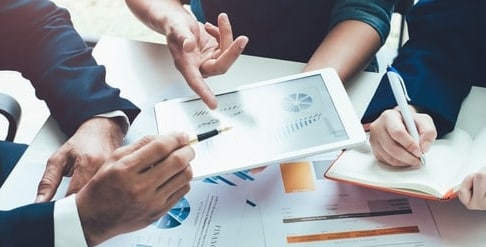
[153,197,190,229]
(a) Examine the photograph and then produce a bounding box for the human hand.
[458,167,486,210]
[249,166,267,174]
[35,117,126,202]
[75,133,194,246]
[165,12,248,109]
[367,107,437,167]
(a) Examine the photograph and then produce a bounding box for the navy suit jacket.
[0,0,140,245]
[362,0,486,138]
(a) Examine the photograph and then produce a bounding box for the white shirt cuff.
[96,110,130,134]
[54,194,88,247]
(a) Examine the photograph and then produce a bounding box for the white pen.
[386,65,426,166]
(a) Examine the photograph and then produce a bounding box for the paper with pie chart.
[98,181,248,247]
[155,69,366,179]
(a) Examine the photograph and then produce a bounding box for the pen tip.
[420,154,426,167]
[220,126,233,132]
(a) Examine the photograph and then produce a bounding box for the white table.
[1,36,485,247]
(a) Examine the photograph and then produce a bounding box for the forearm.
[125,0,189,35]
[363,0,476,138]
[0,0,140,136]
[0,203,55,246]
[303,20,381,83]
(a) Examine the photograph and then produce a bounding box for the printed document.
[252,151,443,246]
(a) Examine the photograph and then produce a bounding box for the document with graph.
[251,151,442,246]
[99,181,249,247]
[154,69,366,179]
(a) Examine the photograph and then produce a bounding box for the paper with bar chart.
[155,69,366,179]
[251,151,443,246]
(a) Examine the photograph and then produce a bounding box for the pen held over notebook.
[386,65,426,166]
[189,126,232,145]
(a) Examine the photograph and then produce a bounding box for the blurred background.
[52,0,164,44]
[51,0,405,49]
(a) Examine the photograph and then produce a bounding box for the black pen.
[189,126,232,144]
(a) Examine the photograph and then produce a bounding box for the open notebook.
[326,86,486,200]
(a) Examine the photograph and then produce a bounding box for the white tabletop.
[1,36,485,246]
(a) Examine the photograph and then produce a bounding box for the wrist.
[76,189,111,246]
[110,116,129,136]
[103,117,126,146]
[77,117,125,145]
[148,1,189,35]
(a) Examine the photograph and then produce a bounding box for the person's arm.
[0,0,140,134]
[303,20,381,82]
[303,0,396,82]
[362,0,476,137]
[0,0,141,201]
[1,133,194,246]
[125,0,248,109]
[362,0,477,166]
[125,0,187,36]
[0,203,55,246]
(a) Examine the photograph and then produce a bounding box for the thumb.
[167,24,196,52]
[176,23,197,52]
[181,35,196,52]
[35,160,65,202]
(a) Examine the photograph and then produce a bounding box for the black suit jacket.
[362,0,486,138]
[0,0,140,245]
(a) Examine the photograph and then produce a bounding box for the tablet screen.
[155,69,365,179]
[187,73,347,148]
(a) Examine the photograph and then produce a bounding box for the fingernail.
[182,39,190,52]
[240,37,249,49]
[35,194,44,203]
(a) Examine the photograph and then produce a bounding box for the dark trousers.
[0,141,28,186]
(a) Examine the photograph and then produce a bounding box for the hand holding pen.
[387,66,426,166]
[367,66,437,167]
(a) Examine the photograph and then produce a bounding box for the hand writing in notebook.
[386,66,426,166]
[366,104,437,167]
[363,66,436,167]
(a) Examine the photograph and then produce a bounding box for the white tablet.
[154,68,366,179]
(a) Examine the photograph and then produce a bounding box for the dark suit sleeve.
[0,202,55,246]
[361,0,477,138]
[0,0,140,136]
